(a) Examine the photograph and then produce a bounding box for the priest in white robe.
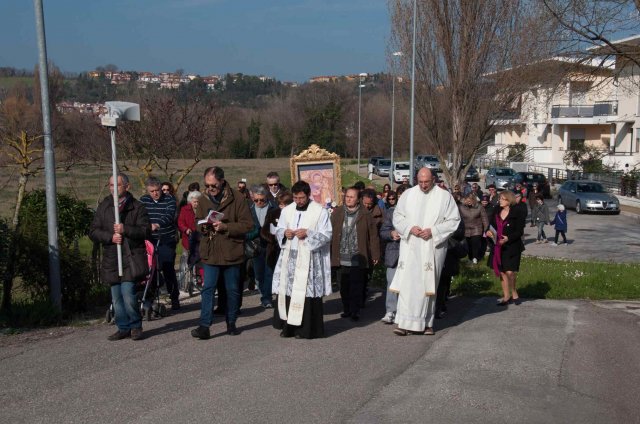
[272,180,332,339]
[390,168,460,335]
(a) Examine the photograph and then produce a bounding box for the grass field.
[452,256,640,300]
[0,158,382,219]
[0,76,34,90]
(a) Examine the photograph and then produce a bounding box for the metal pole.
[34,0,61,311]
[409,0,417,185]
[358,84,362,175]
[390,75,396,186]
[110,128,124,277]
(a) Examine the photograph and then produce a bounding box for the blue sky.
[0,0,391,82]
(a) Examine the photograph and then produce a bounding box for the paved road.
[1,290,639,423]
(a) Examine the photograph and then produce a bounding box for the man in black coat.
[90,173,151,341]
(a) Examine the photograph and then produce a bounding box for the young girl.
[550,203,568,246]
[531,194,550,243]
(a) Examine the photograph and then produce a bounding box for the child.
[531,194,550,243]
[549,203,568,246]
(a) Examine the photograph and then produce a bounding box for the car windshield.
[395,163,410,170]
[424,156,438,162]
[495,168,514,176]
[379,160,391,166]
[576,183,606,193]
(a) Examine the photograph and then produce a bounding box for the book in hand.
[487,225,497,241]
[197,210,225,225]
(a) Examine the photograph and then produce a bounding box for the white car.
[393,162,411,183]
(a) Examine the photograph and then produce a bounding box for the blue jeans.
[111,282,141,331]
[253,252,274,306]
[200,264,240,327]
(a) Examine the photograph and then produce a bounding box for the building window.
[569,127,586,150]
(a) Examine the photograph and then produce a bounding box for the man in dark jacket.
[330,187,380,321]
[264,171,287,208]
[139,177,180,310]
[191,166,254,339]
[90,173,151,341]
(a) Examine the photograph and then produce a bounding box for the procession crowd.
[90,166,569,341]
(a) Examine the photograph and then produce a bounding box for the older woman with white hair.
[177,190,202,254]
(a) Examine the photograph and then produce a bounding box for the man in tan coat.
[191,166,253,339]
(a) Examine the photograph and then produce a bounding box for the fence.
[528,164,639,197]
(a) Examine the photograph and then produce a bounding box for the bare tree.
[117,90,222,192]
[390,0,556,186]
[542,0,640,78]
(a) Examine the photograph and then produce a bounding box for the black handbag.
[244,238,262,258]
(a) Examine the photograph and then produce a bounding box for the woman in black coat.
[486,190,525,306]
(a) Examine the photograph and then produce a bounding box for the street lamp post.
[409,0,417,185]
[357,72,367,175]
[390,52,402,185]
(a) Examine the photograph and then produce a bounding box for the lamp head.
[101,101,140,127]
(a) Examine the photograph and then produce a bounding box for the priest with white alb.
[390,168,460,336]
[271,180,332,339]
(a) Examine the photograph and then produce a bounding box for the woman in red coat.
[177,190,202,251]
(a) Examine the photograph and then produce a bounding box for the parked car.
[415,155,441,172]
[374,159,391,176]
[506,172,551,198]
[485,167,515,190]
[464,165,480,182]
[557,180,620,214]
[368,156,384,174]
[393,162,411,183]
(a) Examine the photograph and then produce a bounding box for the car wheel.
[575,200,582,214]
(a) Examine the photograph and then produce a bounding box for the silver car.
[485,167,515,190]
[557,180,620,214]
[415,155,441,172]
[374,159,391,176]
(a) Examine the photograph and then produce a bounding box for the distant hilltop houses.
[308,74,363,84]
[85,70,287,90]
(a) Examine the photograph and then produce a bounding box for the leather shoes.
[131,328,143,341]
[424,327,435,335]
[393,328,408,336]
[191,326,210,340]
[226,323,240,336]
[350,313,360,322]
[107,330,130,341]
[280,330,293,338]
[340,312,351,318]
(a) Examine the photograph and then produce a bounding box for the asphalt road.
[1,289,639,424]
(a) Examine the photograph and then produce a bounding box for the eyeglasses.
[268,183,279,187]
[204,184,217,189]
[254,198,267,203]
[387,197,396,201]
[162,188,171,193]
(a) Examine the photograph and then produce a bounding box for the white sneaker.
[549,242,558,246]
[472,258,478,264]
[381,312,394,324]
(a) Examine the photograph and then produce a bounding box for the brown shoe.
[393,328,408,336]
[424,327,435,335]
[107,330,130,341]
[131,328,143,341]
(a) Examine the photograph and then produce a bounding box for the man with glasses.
[191,167,253,339]
[264,171,287,207]
[139,176,180,311]
[246,186,277,308]
[390,168,460,336]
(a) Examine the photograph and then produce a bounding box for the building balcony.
[550,101,618,125]
[551,101,618,118]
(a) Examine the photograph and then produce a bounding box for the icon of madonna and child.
[298,164,337,208]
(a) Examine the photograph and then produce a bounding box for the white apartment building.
[490,36,640,171]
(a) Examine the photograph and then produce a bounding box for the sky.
[0,0,392,82]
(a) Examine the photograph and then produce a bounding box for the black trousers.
[157,242,179,303]
[337,266,366,316]
[467,235,483,261]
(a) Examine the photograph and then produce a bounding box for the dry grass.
[0,158,293,218]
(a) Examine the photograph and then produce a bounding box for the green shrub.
[13,190,95,314]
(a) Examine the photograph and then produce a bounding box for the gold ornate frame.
[290,144,342,206]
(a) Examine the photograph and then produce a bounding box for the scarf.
[492,212,507,277]
[339,206,360,266]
